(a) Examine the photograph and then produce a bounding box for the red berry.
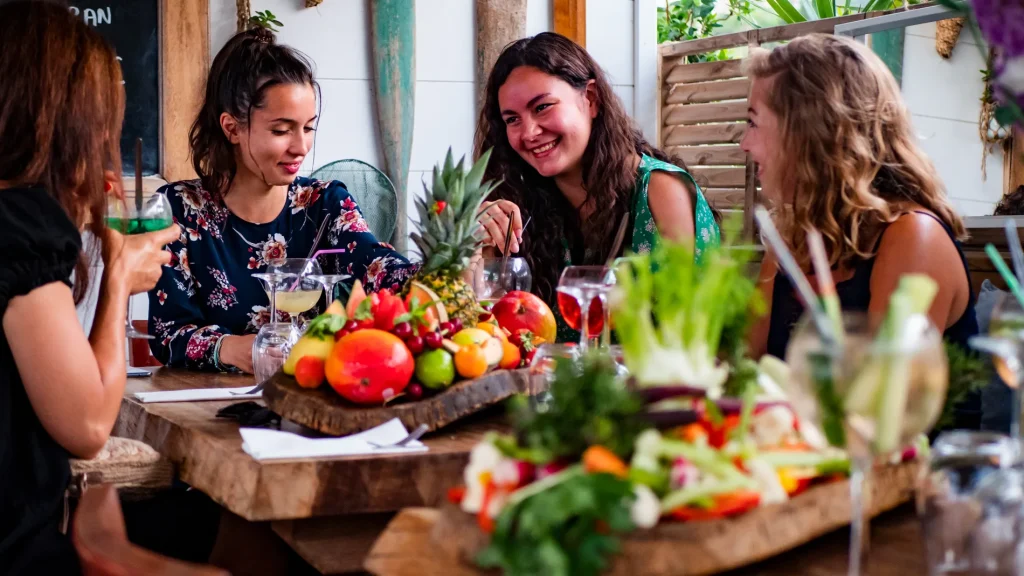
[392,322,413,340]
[405,335,424,355]
[406,383,424,400]
[449,319,463,333]
[424,331,443,349]
[334,329,350,342]
[344,320,359,332]
[439,321,453,336]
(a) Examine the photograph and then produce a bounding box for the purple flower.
[971,0,1024,58]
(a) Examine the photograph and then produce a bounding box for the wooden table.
[116,369,510,574]
[364,505,926,575]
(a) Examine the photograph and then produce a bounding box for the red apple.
[491,291,557,344]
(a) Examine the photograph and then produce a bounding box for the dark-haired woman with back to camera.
[0,2,180,573]
[472,33,720,342]
[149,27,415,373]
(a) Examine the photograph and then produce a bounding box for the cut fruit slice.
[405,281,449,331]
[345,280,367,318]
[480,338,503,368]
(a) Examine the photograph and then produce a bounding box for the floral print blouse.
[148,177,416,370]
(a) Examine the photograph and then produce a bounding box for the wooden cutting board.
[365,461,922,576]
[263,369,540,436]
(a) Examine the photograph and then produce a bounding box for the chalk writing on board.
[68,7,112,26]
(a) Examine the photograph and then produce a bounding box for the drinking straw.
[754,206,835,344]
[311,248,348,260]
[807,229,844,343]
[605,214,630,268]
[288,219,335,291]
[134,138,143,214]
[1005,219,1024,285]
[986,243,1024,308]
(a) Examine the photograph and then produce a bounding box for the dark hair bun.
[251,26,274,44]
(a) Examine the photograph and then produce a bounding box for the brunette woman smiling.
[474,33,719,341]
[0,3,178,573]
[149,28,414,373]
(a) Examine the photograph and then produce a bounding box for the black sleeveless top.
[0,188,83,574]
[766,212,980,430]
[766,211,978,358]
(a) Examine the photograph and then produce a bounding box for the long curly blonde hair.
[745,33,964,270]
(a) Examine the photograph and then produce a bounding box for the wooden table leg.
[273,513,397,575]
[209,508,294,576]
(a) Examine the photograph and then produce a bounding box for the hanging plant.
[306,0,324,6]
[249,10,283,32]
[980,52,1012,178]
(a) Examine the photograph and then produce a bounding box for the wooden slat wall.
[661,55,750,213]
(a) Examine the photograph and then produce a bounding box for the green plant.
[249,9,283,32]
[657,0,756,62]
[760,0,914,24]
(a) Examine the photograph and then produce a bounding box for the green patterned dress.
[554,154,720,343]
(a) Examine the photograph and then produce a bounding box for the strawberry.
[432,200,447,215]
[294,356,326,389]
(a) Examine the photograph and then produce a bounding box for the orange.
[454,343,488,379]
[499,340,521,370]
[476,322,509,343]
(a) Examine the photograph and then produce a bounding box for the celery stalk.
[660,476,752,513]
[868,275,938,454]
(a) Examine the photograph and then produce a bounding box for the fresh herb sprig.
[476,470,635,576]
[504,352,645,462]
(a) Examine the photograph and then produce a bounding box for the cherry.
[343,320,359,332]
[424,331,443,349]
[405,335,424,355]
[439,321,454,336]
[406,383,424,400]
[334,329,350,342]
[449,319,463,333]
[392,322,413,340]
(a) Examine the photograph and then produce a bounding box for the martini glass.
[786,311,948,576]
[265,258,324,330]
[969,292,1024,440]
[106,191,174,339]
[306,274,351,307]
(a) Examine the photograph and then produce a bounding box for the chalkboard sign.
[71,1,160,176]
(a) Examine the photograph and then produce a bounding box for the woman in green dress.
[473,32,719,342]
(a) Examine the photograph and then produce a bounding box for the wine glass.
[106,191,174,339]
[970,293,1024,439]
[556,266,615,353]
[472,257,532,310]
[527,343,580,410]
[786,310,949,576]
[250,270,300,384]
[917,431,1019,575]
[265,258,324,331]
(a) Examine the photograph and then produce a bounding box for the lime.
[415,349,455,389]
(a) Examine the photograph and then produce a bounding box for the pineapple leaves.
[465,148,492,192]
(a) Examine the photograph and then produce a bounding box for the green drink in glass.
[106,190,174,339]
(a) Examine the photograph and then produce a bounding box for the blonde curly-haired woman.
[743,34,979,429]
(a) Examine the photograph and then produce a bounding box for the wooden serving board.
[263,369,539,436]
[365,461,922,576]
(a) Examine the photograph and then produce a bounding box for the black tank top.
[766,211,979,358]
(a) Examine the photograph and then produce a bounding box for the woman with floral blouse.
[149,28,414,373]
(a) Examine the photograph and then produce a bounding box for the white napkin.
[132,386,261,403]
[239,418,428,462]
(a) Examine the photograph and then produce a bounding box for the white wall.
[902,22,1005,217]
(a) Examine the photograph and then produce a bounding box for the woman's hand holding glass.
[101,224,178,296]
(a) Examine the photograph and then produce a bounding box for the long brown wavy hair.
[745,33,964,270]
[474,32,693,307]
[189,28,318,198]
[0,1,125,303]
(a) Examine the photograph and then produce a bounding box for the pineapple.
[407,147,501,326]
